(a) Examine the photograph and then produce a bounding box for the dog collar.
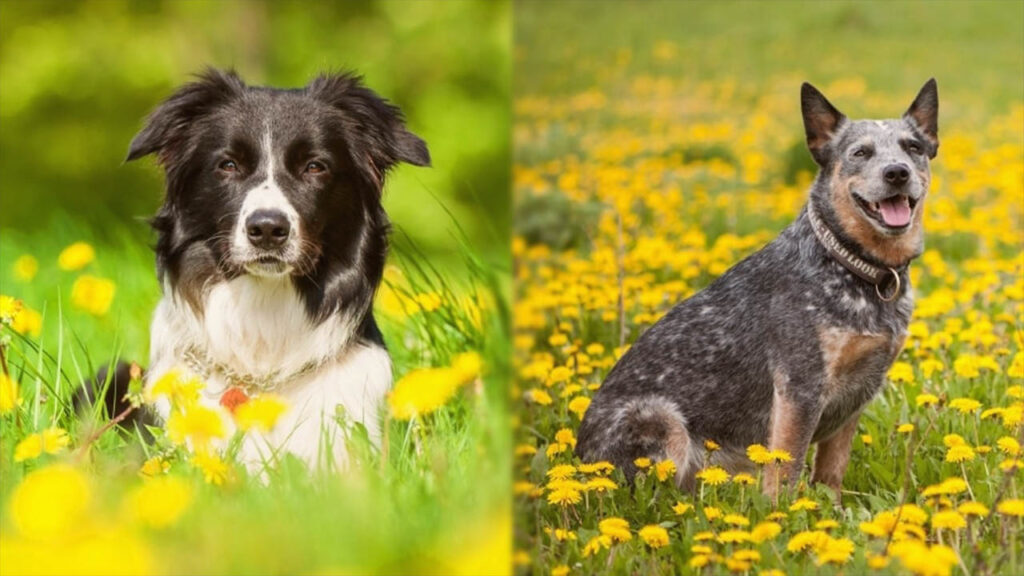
[806,204,903,302]
[181,346,321,394]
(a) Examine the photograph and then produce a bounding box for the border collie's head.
[128,68,429,321]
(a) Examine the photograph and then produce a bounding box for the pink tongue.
[879,196,911,227]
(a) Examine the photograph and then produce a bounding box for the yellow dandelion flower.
[13,255,38,281]
[943,433,967,447]
[638,524,669,548]
[765,511,788,521]
[931,510,966,531]
[41,427,70,453]
[704,439,721,451]
[999,458,1024,471]
[140,456,170,477]
[578,461,614,475]
[598,517,632,542]
[388,366,466,420]
[997,436,1021,456]
[723,514,750,527]
[191,449,228,485]
[691,545,713,555]
[672,501,693,515]
[997,499,1024,517]
[747,443,772,464]
[167,404,227,448]
[732,473,756,485]
[654,459,676,481]
[689,555,711,569]
[717,529,752,544]
[146,369,203,408]
[890,541,958,576]
[546,464,576,480]
[527,388,553,405]
[948,397,982,413]
[889,361,915,384]
[866,553,891,569]
[751,521,782,543]
[585,343,605,356]
[815,519,839,530]
[0,294,21,322]
[789,497,818,512]
[547,484,582,506]
[553,428,576,447]
[551,565,569,576]
[696,466,730,485]
[957,501,990,518]
[9,464,91,540]
[234,394,287,432]
[125,476,192,528]
[1009,385,1024,398]
[58,242,95,271]
[703,506,723,521]
[13,434,43,462]
[922,477,968,497]
[897,423,915,434]
[693,531,715,541]
[548,332,568,347]
[816,537,854,566]
[861,434,873,445]
[634,457,652,469]
[582,534,612,557]
[585,477,617,493]
[451,351,483,382]
[915,393,939,407]
[786,530,829,553]
[945,445,975,463]
[70,275,116,316]
[567,395,591,418]
[11,306,42,337]
[0,373,22,414]
[1002,405,1023,428]
[920,358,945,379]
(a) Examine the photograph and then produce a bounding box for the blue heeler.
[576,79,939,500]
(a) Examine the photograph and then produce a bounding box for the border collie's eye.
[305,161,327,175]
[218,160,238,172]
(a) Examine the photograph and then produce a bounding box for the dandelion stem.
[76,403,136,459]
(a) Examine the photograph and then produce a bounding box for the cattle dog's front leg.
[812,411,862,501]
[763,373,822,500]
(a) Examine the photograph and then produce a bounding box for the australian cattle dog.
[576,79,939,499]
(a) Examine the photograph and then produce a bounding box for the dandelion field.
[512,3,1023,575]
[0,214,511,575]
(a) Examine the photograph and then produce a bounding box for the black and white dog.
[126,68,429,468]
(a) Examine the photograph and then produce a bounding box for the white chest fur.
[147,276,392,471]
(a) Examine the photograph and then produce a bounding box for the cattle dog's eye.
[218,159,239,173]
[304,161,328,175]
[906,141,922,155]
[852,147,872,159]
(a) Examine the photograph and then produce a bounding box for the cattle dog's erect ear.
[307,72,430,187]
[903,78,939,158]
[126,68,245,164]
[800,82,847,166]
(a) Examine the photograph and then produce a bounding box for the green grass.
[0,209,511,575]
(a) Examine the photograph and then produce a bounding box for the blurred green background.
[0,0,510,266]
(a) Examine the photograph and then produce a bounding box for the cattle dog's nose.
[883,163,910,187]
[246,209,291,249]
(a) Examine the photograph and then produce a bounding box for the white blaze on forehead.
[233,128,300,248]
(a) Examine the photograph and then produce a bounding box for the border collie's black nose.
[883,163,910,186]
[246,210,291,249]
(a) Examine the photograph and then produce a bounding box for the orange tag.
[220,386,250,413]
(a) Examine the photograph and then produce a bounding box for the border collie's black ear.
[126,68,245,164]
[801,82,847,166]
[903,78,939,158]
[307,72,431,182]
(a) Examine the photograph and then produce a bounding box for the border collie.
[125,68,429,469]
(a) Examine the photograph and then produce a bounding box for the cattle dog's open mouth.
[853,193,918,232]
